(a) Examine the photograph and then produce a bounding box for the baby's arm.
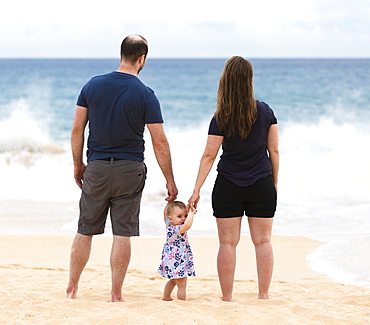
[180,206,196,235]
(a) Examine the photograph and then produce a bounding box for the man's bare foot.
[66,287,77,299]
[111,297,124,302]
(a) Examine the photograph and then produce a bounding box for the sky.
[1,0,369,58]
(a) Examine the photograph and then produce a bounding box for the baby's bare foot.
[162,296,173,301]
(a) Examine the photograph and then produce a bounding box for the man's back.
[77,71,163,162]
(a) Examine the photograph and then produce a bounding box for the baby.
[158,201,196,300]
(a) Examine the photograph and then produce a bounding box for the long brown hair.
[214,56,257,138]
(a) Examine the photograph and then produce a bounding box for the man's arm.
[71,105,88,189]
[147,123,178,201]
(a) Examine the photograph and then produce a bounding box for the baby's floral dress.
[158,218,196,279]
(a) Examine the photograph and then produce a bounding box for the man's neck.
[116,61,138,76]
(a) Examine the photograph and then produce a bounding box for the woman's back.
[209,100,277,186]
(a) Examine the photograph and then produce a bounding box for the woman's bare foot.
[221,296,233,302]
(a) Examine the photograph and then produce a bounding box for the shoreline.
[2,199,370,288]
[1,235,369,324]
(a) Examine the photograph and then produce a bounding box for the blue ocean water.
[0,58,369,287]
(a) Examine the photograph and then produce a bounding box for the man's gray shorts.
[78,159,146,237]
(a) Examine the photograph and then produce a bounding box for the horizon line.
[0,56,369,60]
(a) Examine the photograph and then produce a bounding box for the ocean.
[0,58,369,288]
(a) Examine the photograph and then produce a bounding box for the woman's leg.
[216,217,242,302]
[248,217,274,299]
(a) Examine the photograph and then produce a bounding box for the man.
[66,35,178,302]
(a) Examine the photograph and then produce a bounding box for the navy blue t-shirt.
[208,101,277,186]
[77,71,163,162]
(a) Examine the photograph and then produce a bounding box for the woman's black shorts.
[212,174,277,218]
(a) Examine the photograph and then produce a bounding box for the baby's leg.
[162,279,176,301]
[175,277,187,300]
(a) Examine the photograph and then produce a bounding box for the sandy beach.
[1,234,369,324]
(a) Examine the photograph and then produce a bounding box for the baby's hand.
[188,205,197,215]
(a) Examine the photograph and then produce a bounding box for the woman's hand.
[188,191,200,210]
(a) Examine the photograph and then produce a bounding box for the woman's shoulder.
[256,100,271,110]
[208,116,224,136]
[256,100,277,122]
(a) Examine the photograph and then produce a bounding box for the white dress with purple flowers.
[158,218,196,279]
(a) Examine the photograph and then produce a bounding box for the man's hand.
[74,164,86,189]
[165,180,178,202]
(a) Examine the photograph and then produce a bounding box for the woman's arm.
[188,135,223,208]
[267,124,279,191]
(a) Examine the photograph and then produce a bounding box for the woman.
[188,56,279,301]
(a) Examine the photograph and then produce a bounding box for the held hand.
[188,191,200,210]
[188,204,197,215]
[74,164,86,189]
[165,180,178,202]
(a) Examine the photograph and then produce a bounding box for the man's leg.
[66,233,93,299]
[108,161,146,301]
[110,235,131,302]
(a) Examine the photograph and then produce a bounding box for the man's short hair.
[120,35,148,64]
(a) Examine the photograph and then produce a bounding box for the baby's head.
[165,201,188,226]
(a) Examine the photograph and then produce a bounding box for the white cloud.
[1,0,369,57]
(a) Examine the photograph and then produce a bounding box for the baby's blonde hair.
[165,201,187,217]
